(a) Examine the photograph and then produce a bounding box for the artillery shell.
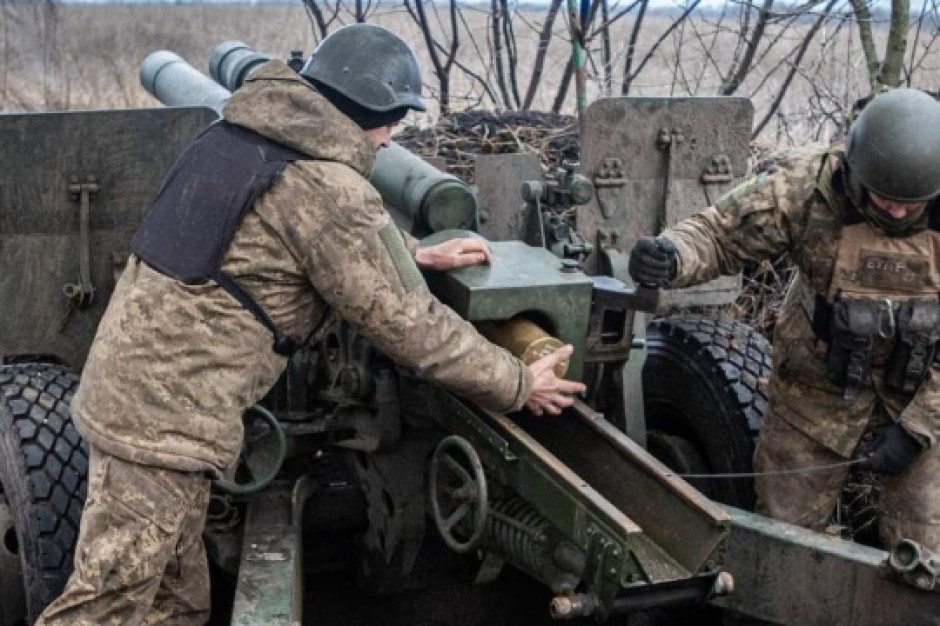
[476,317,569,377]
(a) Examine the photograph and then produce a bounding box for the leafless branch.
[625,0,702,90]
[621,0,649,94]
[754,0,839,137]
[523,0,563,109]
[722,0,774,94]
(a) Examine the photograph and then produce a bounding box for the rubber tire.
[643,314,771,509]
[0,494,27,626]
[0,362,88,621]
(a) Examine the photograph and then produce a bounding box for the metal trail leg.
[230,476,315,625]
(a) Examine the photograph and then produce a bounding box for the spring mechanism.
[485,498,553,564]
[483,498,583,592]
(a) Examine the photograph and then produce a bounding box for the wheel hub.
[645,430,708,475]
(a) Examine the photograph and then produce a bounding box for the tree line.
[2,0,937,144]
[303,0,939,142]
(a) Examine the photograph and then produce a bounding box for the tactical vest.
[808,152,940,398]
[131,121,310,356]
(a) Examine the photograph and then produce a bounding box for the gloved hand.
[856,423,924,476]
[628,236,678,288]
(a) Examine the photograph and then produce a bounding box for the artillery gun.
[0,41,938,626]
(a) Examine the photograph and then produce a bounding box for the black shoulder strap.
[829,155,865,226]
[213,271,300,356]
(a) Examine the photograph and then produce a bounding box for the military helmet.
[846,88,940,202]
[300,24,426,113]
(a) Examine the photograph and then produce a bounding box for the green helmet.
[846,88,940,202]
[300,24,426,113]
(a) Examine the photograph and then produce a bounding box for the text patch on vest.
[856,249,928,291]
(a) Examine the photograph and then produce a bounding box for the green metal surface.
[713,506,940,625]
[373,143,479,236]
[230,479,311,625]
[433,391,729,603]
[475,153,542,242]
[423,238,594,380]
[508,400,729,578]
[214,405,288,496]
[621,313,648,446]
[140,51,232,114]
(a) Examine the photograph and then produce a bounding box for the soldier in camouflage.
[628,88,940,556]
[37,24,585,626]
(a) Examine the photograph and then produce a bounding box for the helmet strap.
[858,194,928,237]
[840,155,928,236]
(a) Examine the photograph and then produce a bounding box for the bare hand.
[415,238,491,271]
[524,345,587,416]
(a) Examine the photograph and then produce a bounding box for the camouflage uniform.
[37,61,532,625]
[662,146,940,553]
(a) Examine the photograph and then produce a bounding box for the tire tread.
[0,362,87,616]
[644,314,772,508]
[648,315,772,435]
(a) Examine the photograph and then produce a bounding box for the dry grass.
[4,3,938,145]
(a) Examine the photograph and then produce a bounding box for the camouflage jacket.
[663,146,940,455]
[73,61,532,475]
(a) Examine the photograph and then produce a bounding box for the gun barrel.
[140,50,231,115]
[208,41,272,91]
[206,41,478,234]
[141,45,479,234]
[372,143,478,233]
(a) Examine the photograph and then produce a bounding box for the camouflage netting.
[395,110,578,185]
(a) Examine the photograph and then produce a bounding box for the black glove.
[628,236,678,288]
[856,423,924,476]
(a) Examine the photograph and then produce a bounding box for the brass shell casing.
[476,317,568,377]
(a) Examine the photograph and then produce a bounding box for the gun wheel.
[0,362,88,623]
[429,435,488,554]
[214,404,287,496]
[644,314,771,509]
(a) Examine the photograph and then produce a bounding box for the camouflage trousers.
[754,404,940,555]
[35,445,212,626]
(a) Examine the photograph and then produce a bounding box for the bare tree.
[545,0,610,114]
[623,0,701,94]
[551,57,574,113]
[0,2,9,107]
[301,0,346,40]
[721,0,775,95]
[353,0,374,22]
[753,0,840,137]
[906,1,940,83]
[522,0,564,109]
[621,0,649,95]
[852,0,911,89]
[405,0,461,113]
[598,0,613,95]
[489,0,518,109]
[881,0,911,85]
